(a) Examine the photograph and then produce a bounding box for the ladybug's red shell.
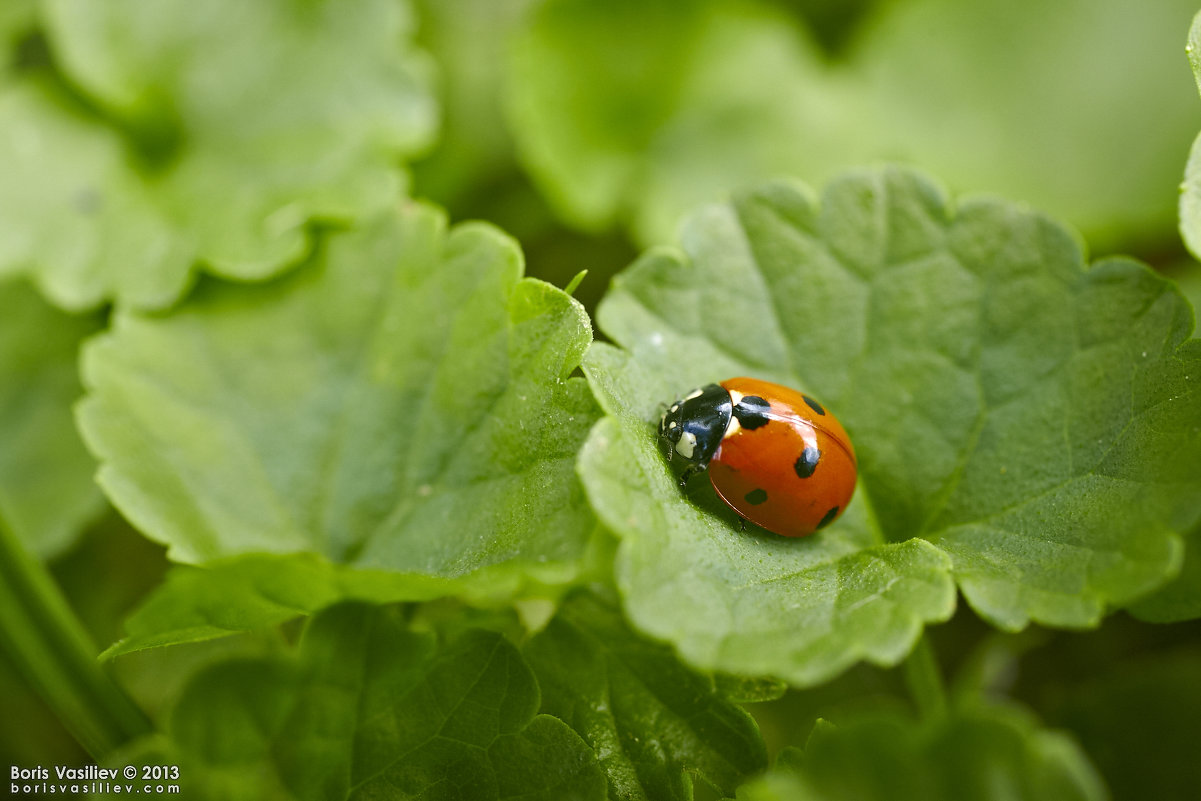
[708,378,856,537]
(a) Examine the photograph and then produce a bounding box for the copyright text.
[11,765,181,795]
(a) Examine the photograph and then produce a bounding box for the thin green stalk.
[0,513,150,758]
[903,635,948,720]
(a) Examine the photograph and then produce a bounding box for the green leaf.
[410,0,534,209]
[508,0,708,235]
[0,79,194,310]
[579,168,1201,687]
[165,603,607,800]
[78,203,600,591]
[1129,518,1201,622]
[509,0,1198,249]
[713,673,788,705]
[736,704,1106,801]
[102,552,561,659]
[0,278,104,558]
[100,555,399,659]
[580,409,954,686]
[0,0,435,310]
[524,589,767,800]
[1180,130,1201,260]
[1189,9,1201,97]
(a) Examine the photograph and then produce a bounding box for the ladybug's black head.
[658,383,733,467]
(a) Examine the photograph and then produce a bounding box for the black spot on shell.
[745,488,769,505]
[817,506,839,529]
[733,395,771,430]
[794,446,821,478]
[802,395,826,416]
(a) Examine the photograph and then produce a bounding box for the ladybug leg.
[738,517,746,532]
[678,465,698,489]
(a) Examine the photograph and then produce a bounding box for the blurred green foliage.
[508,0,1201,253]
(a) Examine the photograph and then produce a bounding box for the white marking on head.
[684,388,704,401]
[676,431,697,459]
[729,390,744,405]
[670,404,679,413]
[668,421,677,430]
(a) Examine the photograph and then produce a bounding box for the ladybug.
[658,377,856,537]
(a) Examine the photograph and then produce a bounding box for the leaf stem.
[902,635,948,720]
[0,513,150,758]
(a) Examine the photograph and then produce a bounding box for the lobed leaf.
[165,603,607,800]
[1128,519,1201,622]
[579,168,1201,688]
[0,80,192,310]
[0,0,435,310]
[579,404,955,687]
[0,278,104,557]
[78,202,600,596]
[509,0,1198,249]
[524,589,767,800]
[736,704,1106,801]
